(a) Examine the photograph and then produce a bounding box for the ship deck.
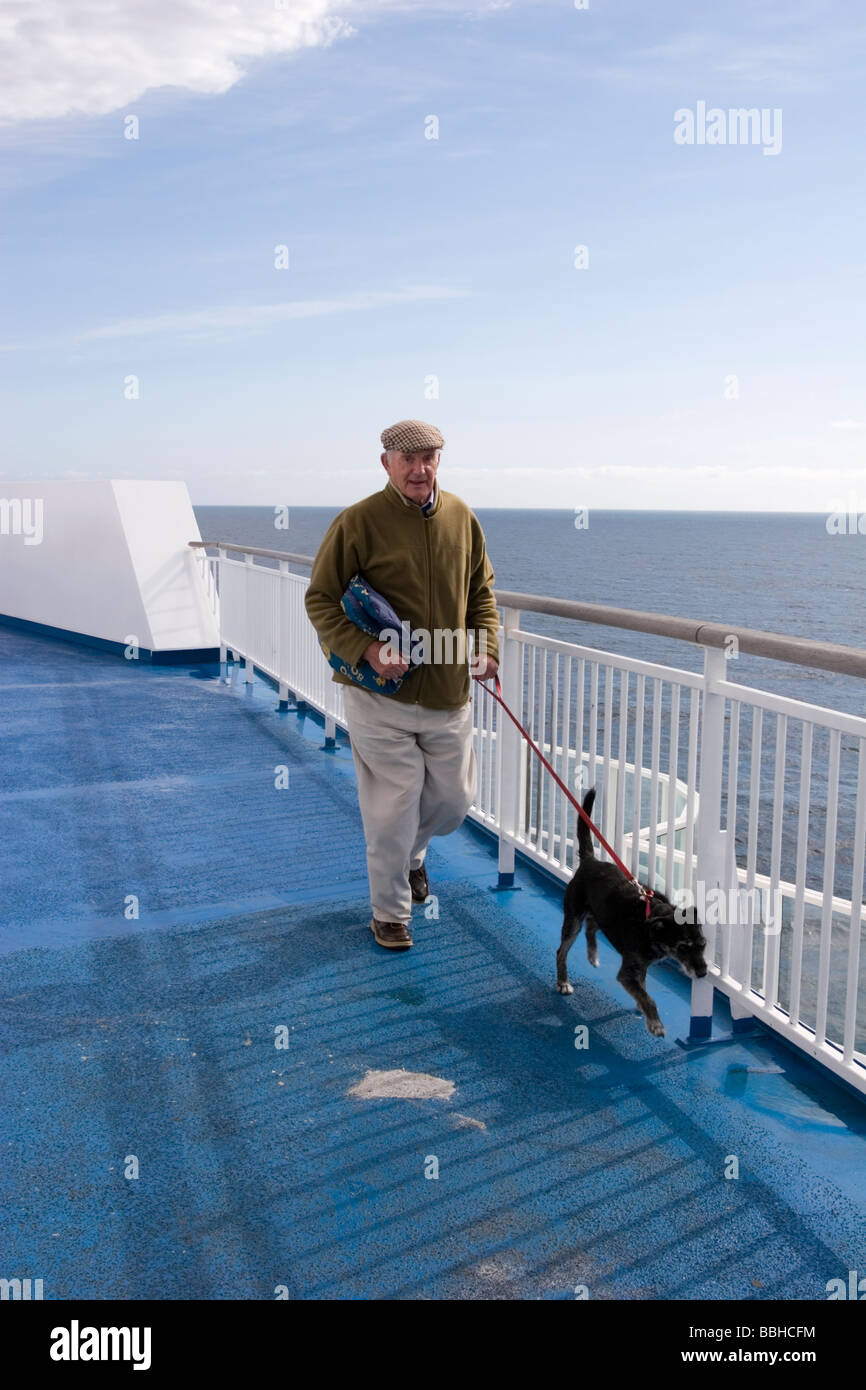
[2,623,865,1301]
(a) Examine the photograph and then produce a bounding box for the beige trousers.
[341,685,477,923]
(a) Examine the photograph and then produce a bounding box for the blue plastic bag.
[319,573,422,694]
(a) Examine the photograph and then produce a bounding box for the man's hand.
[471,656,499,682]
[364,640,410,680]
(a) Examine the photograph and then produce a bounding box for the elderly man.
[304,420,500,950]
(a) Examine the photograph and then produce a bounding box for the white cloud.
[829,419,866,432]
[0,0,355,125]
[0,0,526,125]
[76,285,470,341]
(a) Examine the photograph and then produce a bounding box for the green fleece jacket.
[304,479,500,709]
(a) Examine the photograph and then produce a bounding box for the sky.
[1,0,865,509]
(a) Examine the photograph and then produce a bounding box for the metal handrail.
[191,540,316,566]
[188,539,866,679]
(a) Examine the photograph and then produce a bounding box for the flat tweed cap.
[381,419,445,453]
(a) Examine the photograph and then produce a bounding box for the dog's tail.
[578,787,597,859]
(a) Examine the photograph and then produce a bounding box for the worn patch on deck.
[348,1068,455,1100]
[450,1112,487,1130]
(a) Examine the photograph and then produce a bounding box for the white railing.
[191,542,866,1097]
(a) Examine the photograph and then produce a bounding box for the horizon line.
[191,503,847,515]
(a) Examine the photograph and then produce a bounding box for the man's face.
[381,448,440,504]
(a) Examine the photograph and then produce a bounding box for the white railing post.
[843,741,866,1064]
[243,553,254,684]
[277,559,290,708]
[691,645,728,1039]
[217,548,227,666]
[495,608,522,888]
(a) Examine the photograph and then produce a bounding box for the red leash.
[475,674,654,917]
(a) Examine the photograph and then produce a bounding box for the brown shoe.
[370,918,413,949]
[408,865,429,903]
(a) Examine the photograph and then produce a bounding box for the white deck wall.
[0,480,218,653]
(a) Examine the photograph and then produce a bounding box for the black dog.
[556,788,708,1036]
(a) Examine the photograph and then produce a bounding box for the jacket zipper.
[415,510,433,703]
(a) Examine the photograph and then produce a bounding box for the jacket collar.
[384,478,442,517]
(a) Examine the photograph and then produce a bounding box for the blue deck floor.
[1,623,865,1301]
